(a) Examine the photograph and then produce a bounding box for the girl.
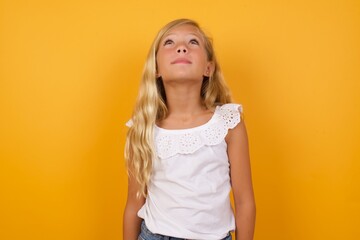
[123,19,256,240]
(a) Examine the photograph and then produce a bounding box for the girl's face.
[156,24,213,83]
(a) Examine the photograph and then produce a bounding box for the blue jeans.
[138,220,232,240]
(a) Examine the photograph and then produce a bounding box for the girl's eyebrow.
[163,32,202,39]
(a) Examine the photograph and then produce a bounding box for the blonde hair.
[125,19,232,198]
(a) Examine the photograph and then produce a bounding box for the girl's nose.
[176,47,187,53]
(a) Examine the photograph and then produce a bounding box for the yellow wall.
[0,0,359,239]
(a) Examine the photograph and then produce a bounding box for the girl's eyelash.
[164,39,173,45]
[163,38,199,46]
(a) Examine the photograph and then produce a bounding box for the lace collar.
[155,103,242,159]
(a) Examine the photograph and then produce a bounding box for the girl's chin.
[161,75,204,82]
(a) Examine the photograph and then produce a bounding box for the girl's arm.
[226,119,256,240]
[123,173,146,240]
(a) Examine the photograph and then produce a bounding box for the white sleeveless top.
[127,103,243,240]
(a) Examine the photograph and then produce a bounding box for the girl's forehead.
[163,24,202,38]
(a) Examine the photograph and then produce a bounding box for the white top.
[127,103,243,240]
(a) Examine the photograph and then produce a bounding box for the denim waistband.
[138,220,232,240]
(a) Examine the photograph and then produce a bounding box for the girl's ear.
[204,61,215,77]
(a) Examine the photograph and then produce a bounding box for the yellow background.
[1,0,359,239]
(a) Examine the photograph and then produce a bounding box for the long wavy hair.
[125,19,232,198]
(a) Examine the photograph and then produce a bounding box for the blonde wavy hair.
[125,19,233,198]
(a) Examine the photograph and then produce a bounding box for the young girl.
[123,19,256,240]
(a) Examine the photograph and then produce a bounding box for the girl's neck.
[164,83,206,117]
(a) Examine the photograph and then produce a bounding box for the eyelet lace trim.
[155,104,242,159]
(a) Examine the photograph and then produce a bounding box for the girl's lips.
[171,58,192,64]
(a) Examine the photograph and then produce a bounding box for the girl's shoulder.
[214,103,243,114]
[213,102,243,128]
[125,119,133,127]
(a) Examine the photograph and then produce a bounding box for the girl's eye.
[164,39,173,45]
[189,39,199,45]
